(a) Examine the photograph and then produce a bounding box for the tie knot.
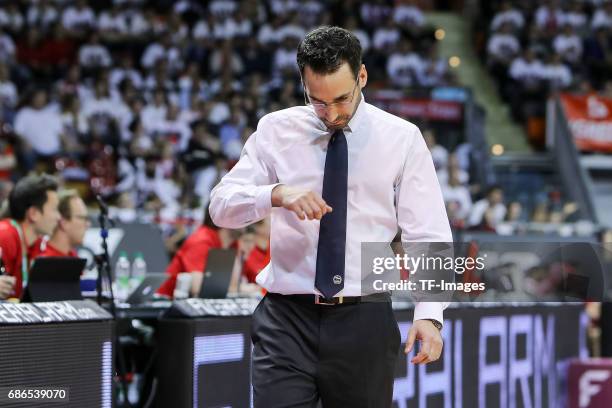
[330,130,344,144]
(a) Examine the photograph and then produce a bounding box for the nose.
[324,106,339,123]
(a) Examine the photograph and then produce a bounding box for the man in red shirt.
[240,218,270,284]
[30,190,90,259]
[157,209,242,298]
[0,174,60,299]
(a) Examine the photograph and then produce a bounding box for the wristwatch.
[425,319,443,331]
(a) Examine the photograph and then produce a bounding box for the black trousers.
[251,293,401,408]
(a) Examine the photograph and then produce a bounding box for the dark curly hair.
[297,26,362,79]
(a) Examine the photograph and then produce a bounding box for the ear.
[25,206,40,224]
[359,64,368,88]
[57,218,67,232]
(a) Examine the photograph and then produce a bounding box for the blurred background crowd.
[0,0,609,255]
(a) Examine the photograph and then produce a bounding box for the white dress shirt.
[210,97,452,323]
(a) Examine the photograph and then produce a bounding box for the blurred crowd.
[476,0,612,147]
[0,0,453,223]
[0,0,596,244]
[424,128,586,234]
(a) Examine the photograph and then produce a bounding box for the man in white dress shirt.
[210,26,451,408]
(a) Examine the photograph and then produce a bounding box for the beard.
[322,116,351,130]
[320,93,362,131]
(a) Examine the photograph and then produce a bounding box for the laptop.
[22,257,87,302]
[126,273,168,304]
[198,248,237,299]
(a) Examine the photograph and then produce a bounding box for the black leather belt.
[268,292,391,305]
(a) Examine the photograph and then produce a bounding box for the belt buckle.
[315,295,343,305]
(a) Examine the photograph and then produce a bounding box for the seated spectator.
[504,201,524,223]
[487,22,521,82]
[150,103,192,152]
[61,0,96,37]
[373,17,401,52]
[507,48,547,120]
[386,39,424,88]
[30,190,89,258]
[564,2,587,31]
[219,108,246,155]
[591,2,612,30]
[59,93,87,159]
[78,31,113,70]
[509,49,546,86]
[0,174,59,299]
[441,166,472,222]
[27,0,59,31]
[256,15,284,47]
[393,0,425,35]
[156,208,242,298]
[543,53,573,90]
[141,88,168,133]
[490,1,525,32]
[467,185,507,230]
[534,0,566,34]
[418,42,450,87]
[360,0,392,30]
[14,88,65,170]
[221,10,253,40]
[183,120,224,205]
[553,24,583,65]
[423,129,448,171]
[97,4,129,42]
[80,79,123,146]
[110,54,143,92]
[0,3,24,34]
[272,37,299,78]
[277,15,307,43]
[209,39,245,77]
[140,32,182,73]
[437,153,469,187]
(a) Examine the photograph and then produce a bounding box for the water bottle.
[114,251,131,302]
[131,252,147,290]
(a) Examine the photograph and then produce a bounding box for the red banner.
[560,93,612,153]
[370,96,463,122]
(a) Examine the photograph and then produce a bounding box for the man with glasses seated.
[30,190,90,259]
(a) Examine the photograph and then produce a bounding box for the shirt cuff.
[413,302,444,324]
[254,183,281,219]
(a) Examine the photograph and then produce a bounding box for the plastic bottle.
[131,252,147,290]
[114,251,131,302]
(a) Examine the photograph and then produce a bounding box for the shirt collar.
[344,92,367,134]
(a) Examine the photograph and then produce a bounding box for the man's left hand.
[404,319,443,364]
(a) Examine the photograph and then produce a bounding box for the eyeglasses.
[303,79,359,110]
[72,215,90,222]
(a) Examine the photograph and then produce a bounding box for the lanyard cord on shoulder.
[9,219,29,287]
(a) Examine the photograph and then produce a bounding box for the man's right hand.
[271,185,332,220]
[0,275,16,299]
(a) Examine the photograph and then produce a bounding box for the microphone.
[96,195,109,215]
